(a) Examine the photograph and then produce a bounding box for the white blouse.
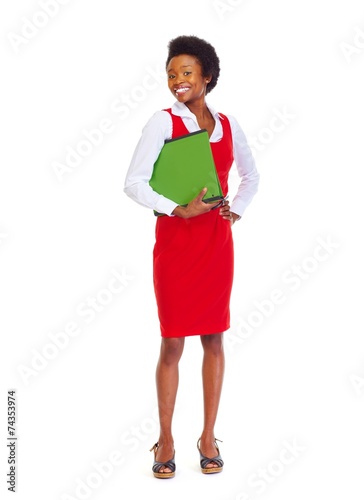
[124,101,260,217]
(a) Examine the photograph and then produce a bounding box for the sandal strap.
[196,437,223,451]
[200,455,224,469]
[150,442,176,473]
[149,442,159,453]
[152,458,176,474]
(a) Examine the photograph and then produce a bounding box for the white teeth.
[175,87,189,94]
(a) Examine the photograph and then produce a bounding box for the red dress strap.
[163,108,189,137]
[162,108,233,196]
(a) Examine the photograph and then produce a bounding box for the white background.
[1,0,364,499]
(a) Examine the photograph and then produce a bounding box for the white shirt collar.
[171,101,223,122]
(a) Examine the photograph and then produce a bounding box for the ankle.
[200,431,215,442]
[158,436,174,447]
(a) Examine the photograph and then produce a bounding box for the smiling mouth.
[175,87,190,95]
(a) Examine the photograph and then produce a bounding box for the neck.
[185,98,210,121]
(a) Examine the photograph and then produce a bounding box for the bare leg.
[154,337,185,473]
[199,333,225,468]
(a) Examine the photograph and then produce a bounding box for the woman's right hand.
[172,188,220,219]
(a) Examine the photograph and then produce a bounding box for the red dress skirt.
[153,109,234,338]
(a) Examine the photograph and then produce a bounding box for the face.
[167,54,211,104]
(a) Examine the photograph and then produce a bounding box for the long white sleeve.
[123,110,178,216]
[228,115,260,217]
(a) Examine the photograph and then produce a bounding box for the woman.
[124,35,259,478]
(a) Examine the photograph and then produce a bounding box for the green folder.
[149,129,224,216]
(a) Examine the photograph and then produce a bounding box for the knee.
[201,333,224,356]
[160,338,184,365]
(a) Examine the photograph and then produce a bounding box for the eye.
[168,74,175,79]
[184,71,192,76]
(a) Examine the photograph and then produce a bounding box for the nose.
[175,73,186,85]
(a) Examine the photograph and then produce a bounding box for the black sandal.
[197,438,224,474]
[149,442,176,479]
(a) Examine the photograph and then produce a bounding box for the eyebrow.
[167,65,193,72]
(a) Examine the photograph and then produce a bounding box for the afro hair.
[166,35,220,94]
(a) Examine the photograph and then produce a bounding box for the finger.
[220,212,231,219]
[196,187,208,202]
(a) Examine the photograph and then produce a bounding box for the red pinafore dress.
[153,109,234,338]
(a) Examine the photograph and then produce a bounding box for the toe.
[206,461,218,468]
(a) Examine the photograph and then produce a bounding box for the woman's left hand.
[219,201,239,225]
